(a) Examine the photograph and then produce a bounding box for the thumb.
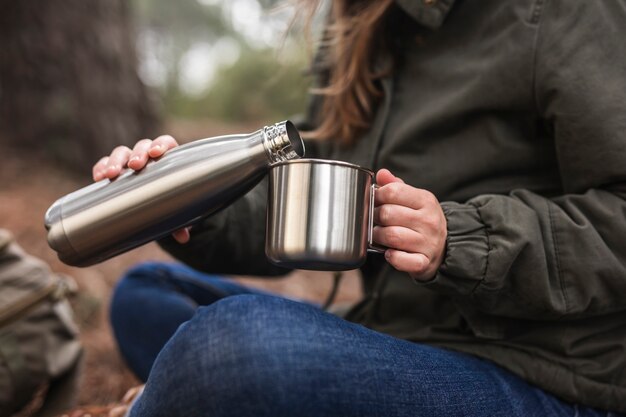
[376,168,405,186]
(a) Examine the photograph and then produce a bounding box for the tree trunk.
[0,0,160,174]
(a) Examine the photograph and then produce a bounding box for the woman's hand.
[372,169,447,282]
[92,135,179,180]
[91,135,191,244]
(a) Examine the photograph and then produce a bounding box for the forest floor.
[1,119,362,414]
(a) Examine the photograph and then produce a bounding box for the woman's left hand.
[372,169,447,282]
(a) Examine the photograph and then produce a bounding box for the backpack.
[0,229,82,417]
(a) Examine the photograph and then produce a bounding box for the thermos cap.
[263,121,305,163]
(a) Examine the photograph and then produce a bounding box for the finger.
[104,146,132,179]
[92,156,110,181]
[384,249,434,281]
[374,182,437,210]
[172,227,190,244]
[372,225,428,254]
[373,204,419,228]
[375,168,405,186]
[376,204,446,238]
[148,135,178,158]
[128,139,153,171]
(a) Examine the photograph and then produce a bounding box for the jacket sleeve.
[421,1,626,319]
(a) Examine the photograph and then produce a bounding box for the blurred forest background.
[0,0,361,415]
[0,0,313,172]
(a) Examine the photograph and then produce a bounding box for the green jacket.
[161,0,626,412]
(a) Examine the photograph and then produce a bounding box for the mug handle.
[367,184,387,254]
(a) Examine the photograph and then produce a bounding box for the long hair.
[300,0,396,144]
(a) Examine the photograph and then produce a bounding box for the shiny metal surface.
[266,159,378,271]
[45,121,304,267]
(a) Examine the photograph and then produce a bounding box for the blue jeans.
[110,262,619,417]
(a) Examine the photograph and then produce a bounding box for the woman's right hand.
[91,135,191,244]
[92,134,179,181]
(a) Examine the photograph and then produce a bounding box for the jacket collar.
[395,0,456,29]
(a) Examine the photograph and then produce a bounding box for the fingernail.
[151,145,162,152]
[384,250,391,260]
[130,155,140,162]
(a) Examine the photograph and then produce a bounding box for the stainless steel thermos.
[45,121,304,267]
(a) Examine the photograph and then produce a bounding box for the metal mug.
[265,159,385,271]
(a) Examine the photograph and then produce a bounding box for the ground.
[1,119,362,415]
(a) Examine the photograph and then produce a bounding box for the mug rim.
[270,158,374,176]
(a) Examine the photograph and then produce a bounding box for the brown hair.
[300,0,396,144]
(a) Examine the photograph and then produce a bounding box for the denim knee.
[176,293,317,364]
[139,294,336,415]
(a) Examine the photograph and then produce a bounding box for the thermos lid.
[263,121,305,163]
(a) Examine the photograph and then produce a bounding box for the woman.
[94,0,626,415]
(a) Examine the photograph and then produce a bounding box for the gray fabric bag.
[0,229,82,417]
